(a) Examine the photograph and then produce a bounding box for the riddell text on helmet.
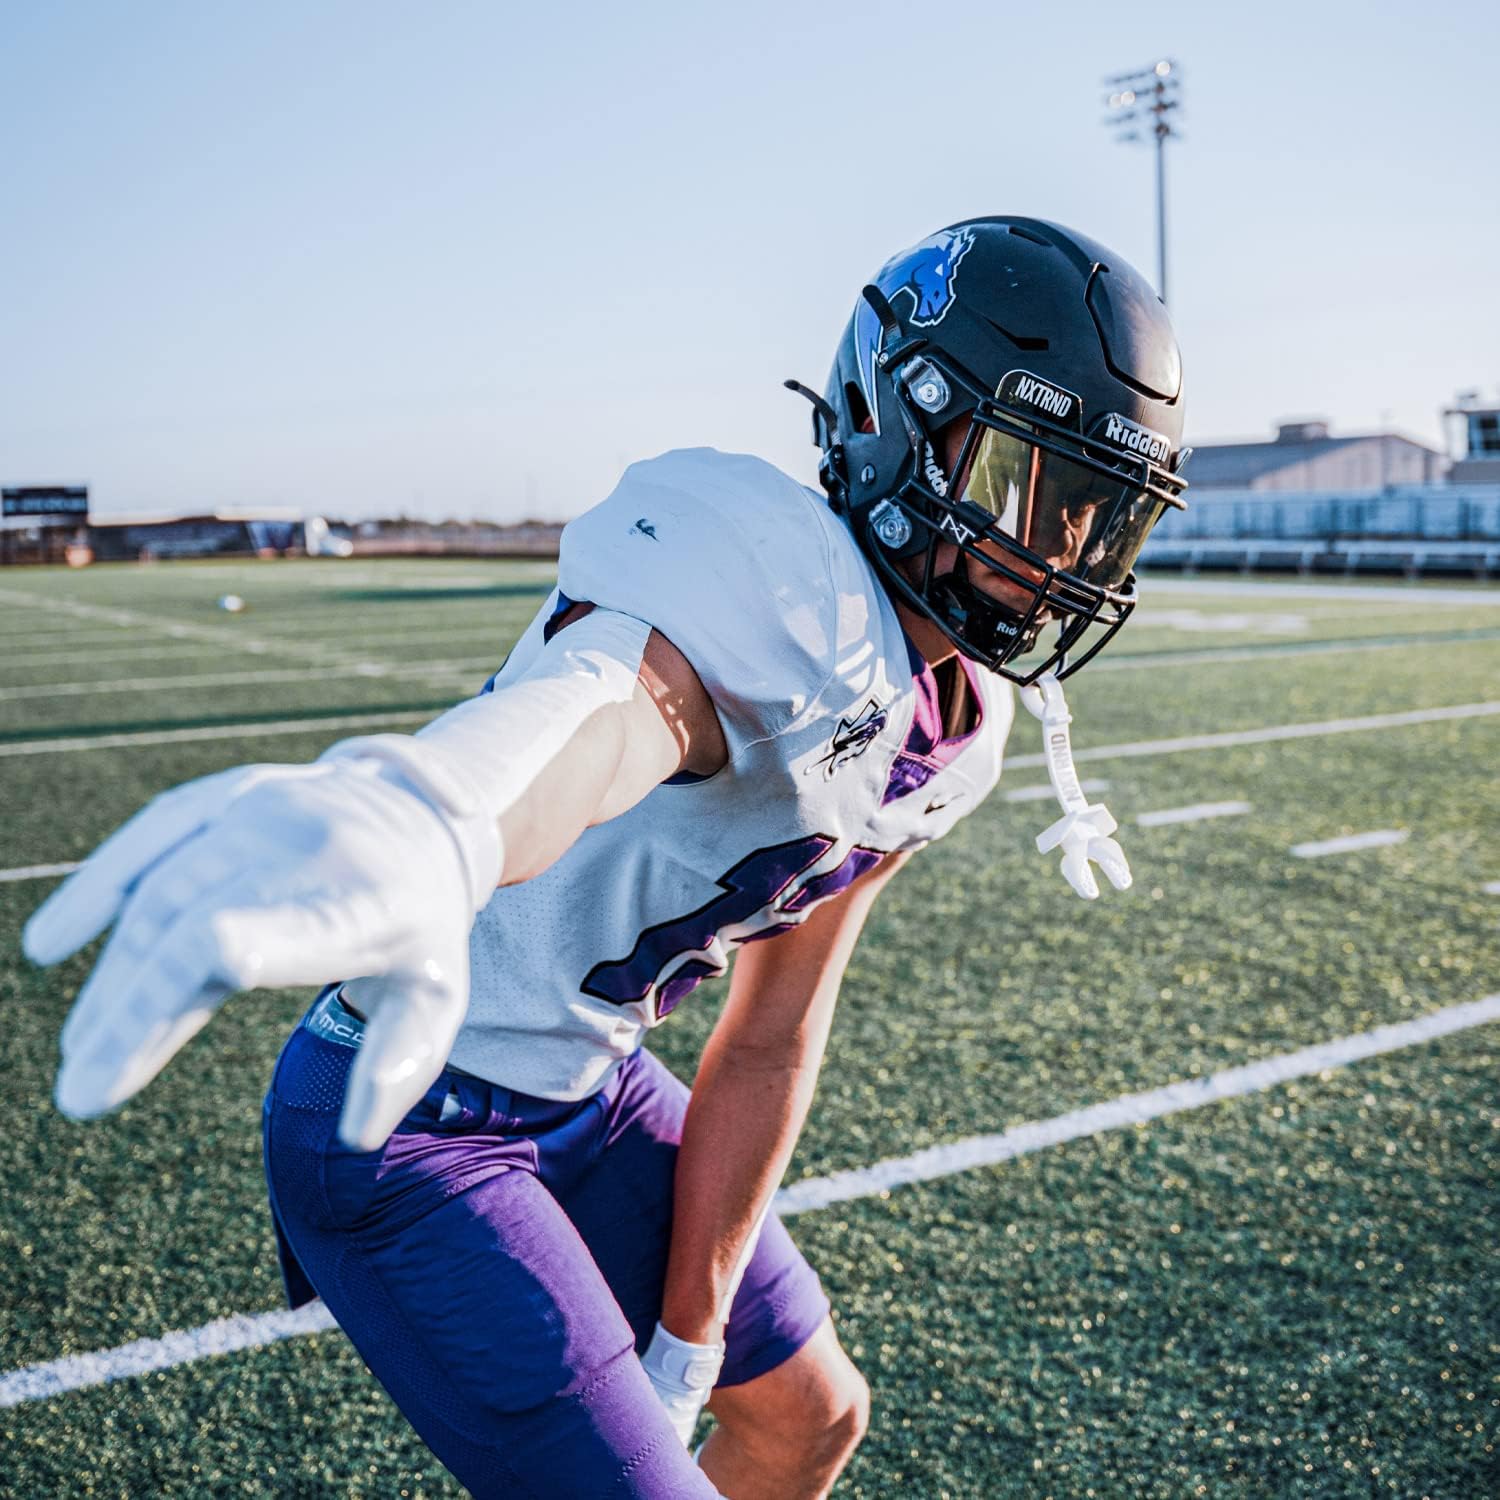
[1102,412,1171,463]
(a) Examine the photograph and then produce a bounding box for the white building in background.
[1184,420,1447,492]
[1443,392,1500,485]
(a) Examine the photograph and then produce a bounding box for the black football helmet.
[788,217,1189,683]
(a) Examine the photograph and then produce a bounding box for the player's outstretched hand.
[24,756,478,1151]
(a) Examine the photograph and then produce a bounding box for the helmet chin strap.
[1018,673,1132,900]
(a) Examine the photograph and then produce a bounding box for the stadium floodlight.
[1102,59,1183,303]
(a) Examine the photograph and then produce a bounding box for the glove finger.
[1060,847,1100,900]
[25,766,265,966]
[209,886,396,992]
[59,833,247,1059]
[1091,836,1133,891]
[55,909,229,1119]
[57,840,246,1062]
[339,962,467,1152]
[57,998,221,1120]
[58,856,369,1113]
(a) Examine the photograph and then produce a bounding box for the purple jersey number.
[582,834,884,1017]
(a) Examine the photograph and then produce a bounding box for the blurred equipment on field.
[304,515,354,558]
[217,593,247,613]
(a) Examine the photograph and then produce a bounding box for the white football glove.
[640,1322,725,1449]
[24,609,655,1152]
[24,739,501,1152]
[1019,671,1131,900]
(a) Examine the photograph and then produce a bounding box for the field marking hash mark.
[1290,829,1410,858]
[1136,801,1253,828]
[0,862,83,884]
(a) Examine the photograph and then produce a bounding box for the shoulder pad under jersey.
[558,448,847,754]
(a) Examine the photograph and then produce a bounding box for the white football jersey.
[448,449,1014,1098]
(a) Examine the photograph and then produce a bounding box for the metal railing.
[1147,486,1500,543]
[1140,486,1500,578]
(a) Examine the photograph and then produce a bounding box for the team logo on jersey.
[858,228,977,432]
[808,697,889,779]
[630,517,660,541]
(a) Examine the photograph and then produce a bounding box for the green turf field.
[2,559,1497,1498]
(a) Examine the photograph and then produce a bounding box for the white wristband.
[641,1321,725,1449]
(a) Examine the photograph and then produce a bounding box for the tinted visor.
[954,420,1166,591]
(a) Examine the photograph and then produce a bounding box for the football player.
[25,217,1186,1498]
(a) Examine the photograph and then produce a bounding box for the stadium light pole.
[1102,59,1182,303]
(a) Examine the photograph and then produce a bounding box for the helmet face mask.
[799,217,1189,684]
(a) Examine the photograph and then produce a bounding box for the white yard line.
[4,599,1486,684]
[1094,630,1500,673]
[1140,577,1500,606]
[4,633,505,670]
[776,993,1500,1213]
[1005,700,1500,771]
[2,992,1496,1410]
[0,711,434,758]
[4,698,1495,763]
[5,643,241,667]
[0,661,494,702]
[0,586,398,671]
[1291,829,1410,858]
[1136,800,1252,828]
[1003,779,1109,804]
[0,862,82,884]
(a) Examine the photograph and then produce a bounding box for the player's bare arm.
[663,852,907,1496]
[664,849,909,1347]
[495,602,728,883]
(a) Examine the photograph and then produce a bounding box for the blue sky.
[2,1,1496,521]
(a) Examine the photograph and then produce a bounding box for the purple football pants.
[262,989,829,1498]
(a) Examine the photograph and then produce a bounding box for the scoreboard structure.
[2,485,89,519]
[0,486,90,564]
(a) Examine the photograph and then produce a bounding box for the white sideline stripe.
[775,993,1500,1214]
[1141,577,1500,606]
[0,861,82,883]
[2,627,495,660]
[0,585,405,672]
[6,643,243,667]
[1136,800,1252,828]
[3,993,1497,1410]
[1291,829,1410,858]
[0,627,1482,688]
[1003,778,1108,804]
[6,697,1497,763]
[0,1303,340,1409]
[1093,630,1500,673]
[0,660,494,702]
[0,711,434,758]
[1004,700,1500,770]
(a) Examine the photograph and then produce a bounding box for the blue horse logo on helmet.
[857,227,976,428]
